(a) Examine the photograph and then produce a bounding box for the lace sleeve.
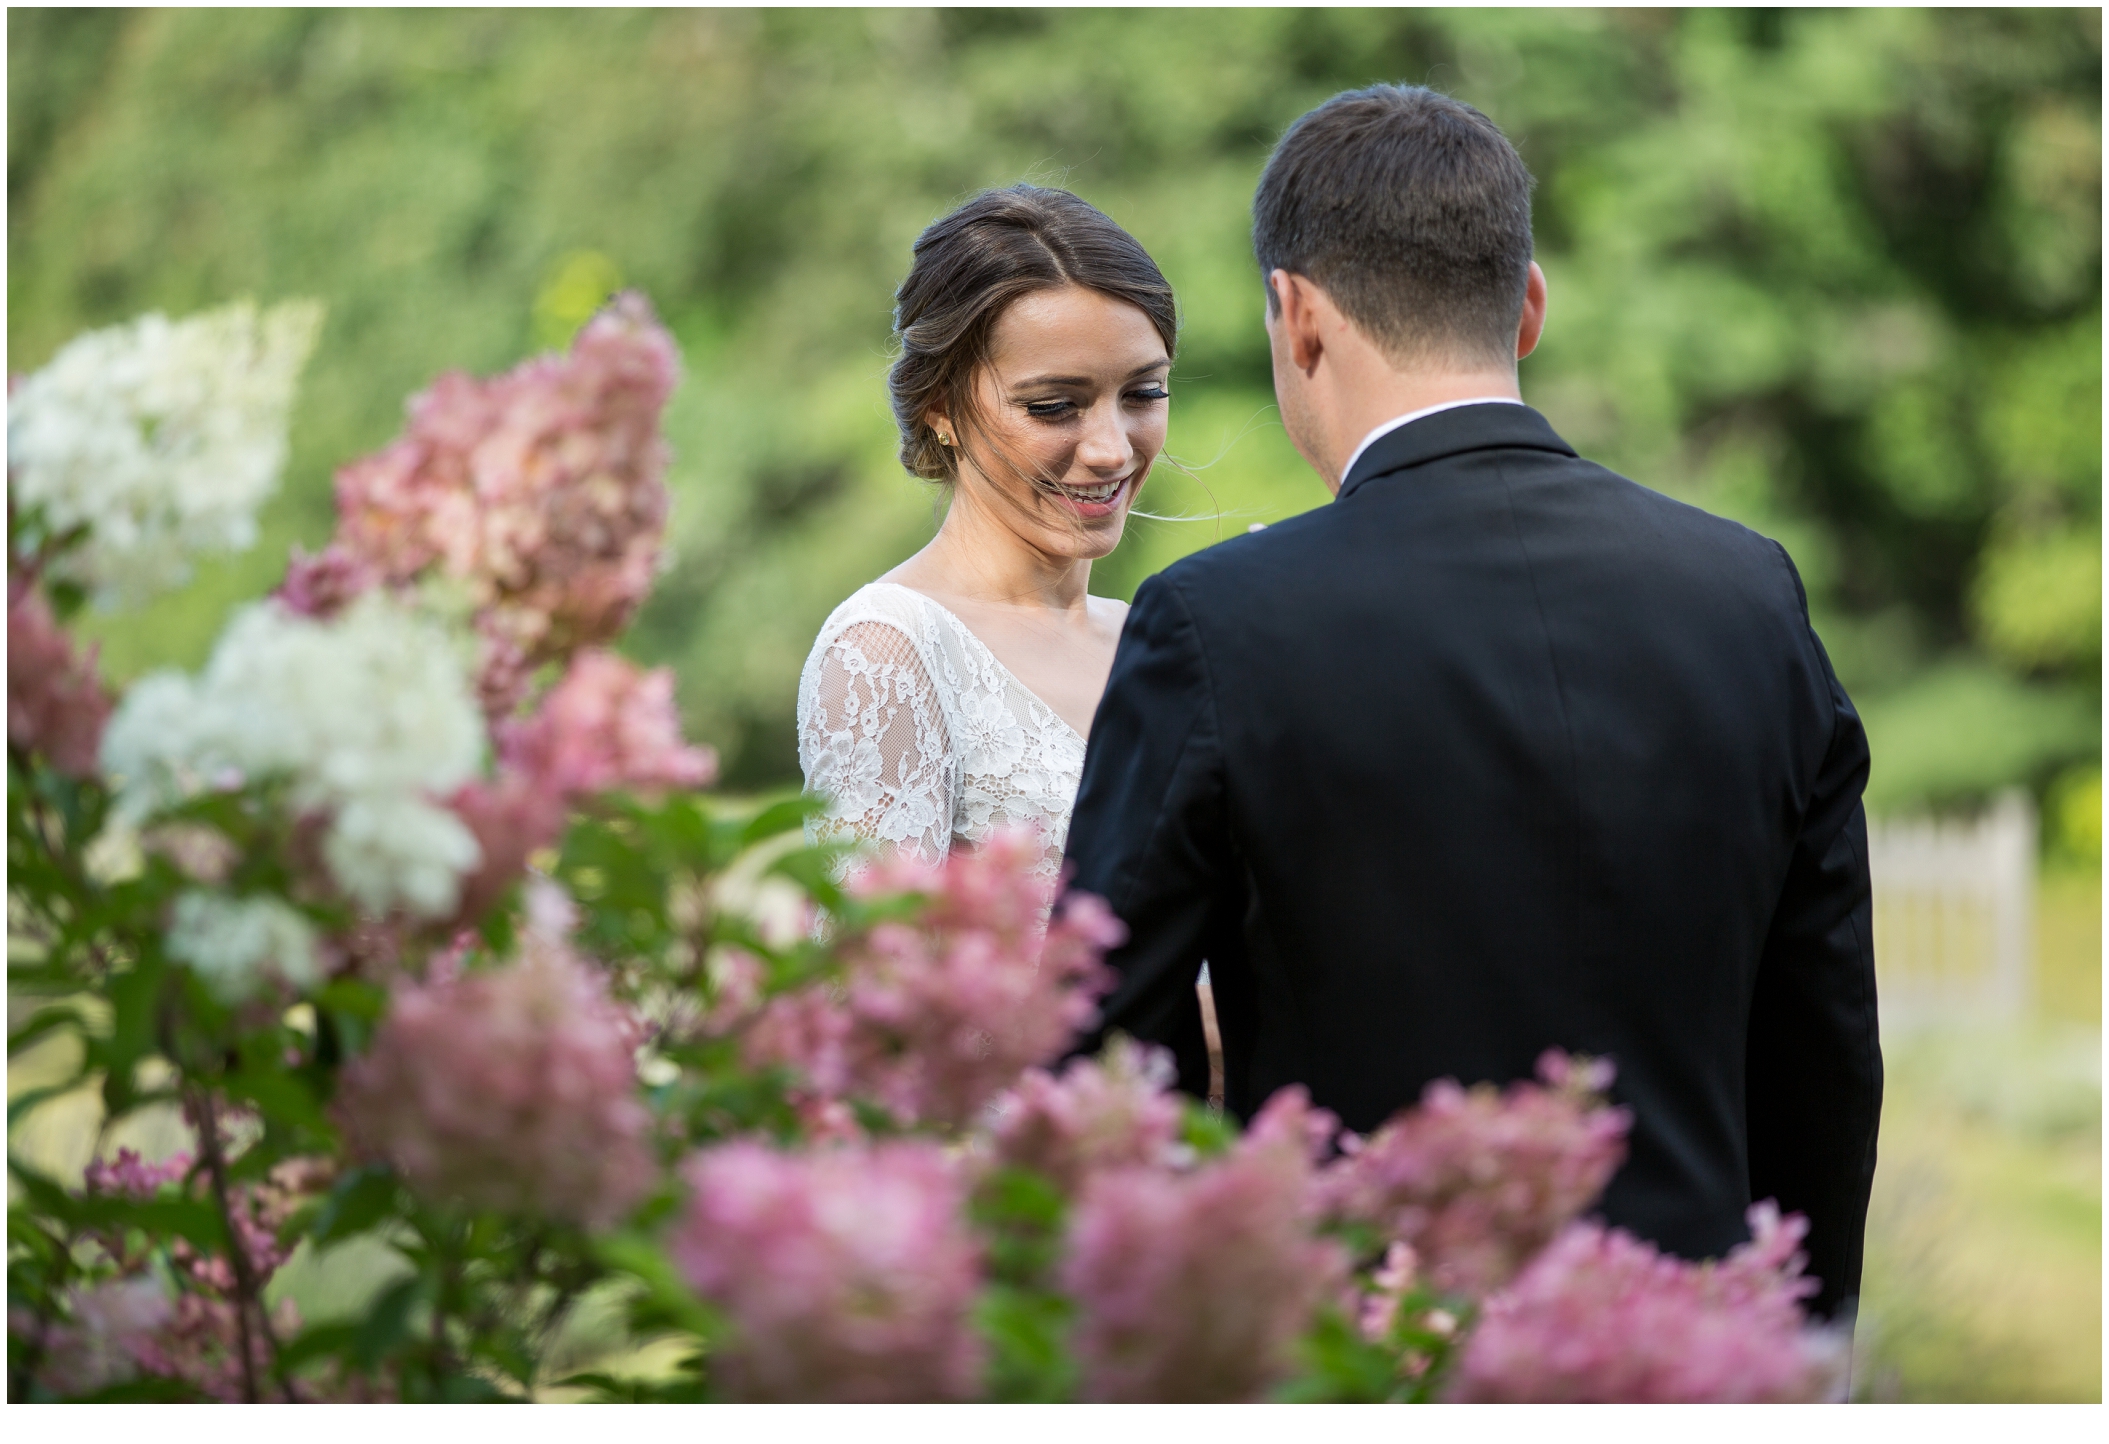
[798,618,956,866]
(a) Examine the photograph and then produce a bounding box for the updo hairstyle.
[889,185,1178,482]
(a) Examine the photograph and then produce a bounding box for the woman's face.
[936,284,1171,561]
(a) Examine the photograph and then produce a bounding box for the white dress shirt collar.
[1338,396,1525,490]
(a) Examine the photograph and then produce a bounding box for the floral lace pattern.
[797,583,1085,882]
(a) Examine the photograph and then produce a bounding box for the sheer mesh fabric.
[798,617,956,865]
[796,583,1087,881]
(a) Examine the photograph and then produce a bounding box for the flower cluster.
[496,648,716,798]
[14,1277,175,1398]
[333,923,655,1230]
[82,1148,194,1201]
[985,1035,1185,1194]
[327,292,678,711]
[6,577,110,777]
[1063,1087,1346,1402]
[22,1149,327,1403]
[1448,1204,1848,1402]
[164,891,321,1005]
[744,829,1120,1128]
[100,591,486,918]
[668,1139,983,1402]
[7,300,322,603]
[441,648,716,924]
[1323,1050,1631,1295]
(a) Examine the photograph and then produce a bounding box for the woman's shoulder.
[814,580,937,637]
[804,582,951,674]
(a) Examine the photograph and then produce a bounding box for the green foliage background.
[9,7,2101,811]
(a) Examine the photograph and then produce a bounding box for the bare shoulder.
[1088,593,1131,639]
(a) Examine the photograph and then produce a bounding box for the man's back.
[1065,402,1881,1310]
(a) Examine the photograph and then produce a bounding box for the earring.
[938,431,953,447]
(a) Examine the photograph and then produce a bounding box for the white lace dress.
[796,582,1087,883]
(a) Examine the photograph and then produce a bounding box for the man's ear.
[1515,261,1548,361]
[1269,269,1326,375]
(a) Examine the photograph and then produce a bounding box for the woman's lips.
[1050,473,1131,518]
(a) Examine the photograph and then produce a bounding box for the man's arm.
[1063,572,1235,1096]
[1746,613,1883,1321]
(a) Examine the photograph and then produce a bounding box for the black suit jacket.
[1064,403,1881,1316]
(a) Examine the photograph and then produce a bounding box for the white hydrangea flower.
[7,299,323,605]
[101,592,486,918]
[324,794,484,918]
[165,891,321,1003]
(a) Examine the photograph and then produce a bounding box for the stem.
[190,1086,292,1403]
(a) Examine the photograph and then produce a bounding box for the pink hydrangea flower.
[1447,1203,1849,1402]
[334,929,655,1229]
[1323,1049,1631,1296]
[271,542,377,619]
[330,292,679,701]
[7,577,111,777]
[668,1139,983,1402]
[19,1277,175,1398]
[497,648,716,798]
[444,768,571,923]
[985,1035,1185,1193]
[744,829,1119,1129]
[83,1148,193,1200]
[1062,1086,1346,1402]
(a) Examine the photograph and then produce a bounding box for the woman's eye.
[1128,386,1171,404]
[1024,399,1077,419]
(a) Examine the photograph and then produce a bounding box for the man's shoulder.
[1153,504,1339,593]
[1575,458,1801,592]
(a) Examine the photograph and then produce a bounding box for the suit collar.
[1336,402,1578,500]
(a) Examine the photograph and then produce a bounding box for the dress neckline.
[866,581,1089,745]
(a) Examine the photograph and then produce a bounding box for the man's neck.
[1316,368,1522,493]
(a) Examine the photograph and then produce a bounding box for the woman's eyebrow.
[1009,359,1172,389]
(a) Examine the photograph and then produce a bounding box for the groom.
[1063,85,1881,1317]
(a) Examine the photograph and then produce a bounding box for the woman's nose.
[1075,400,1133,472]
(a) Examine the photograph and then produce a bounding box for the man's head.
[1253,86,1545,488]
[1254,84,1536,369]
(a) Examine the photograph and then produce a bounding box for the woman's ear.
[924,405,955,449]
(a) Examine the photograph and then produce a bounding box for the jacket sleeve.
[1061,572,1236,1097]
[1746,567,1883,1321]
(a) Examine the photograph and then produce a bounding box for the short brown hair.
[890,185,1177,481]
[1253,85,1535,368]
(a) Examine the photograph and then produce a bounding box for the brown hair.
[890,185,1178,483]
[1253,85,1535,368]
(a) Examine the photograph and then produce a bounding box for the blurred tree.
[8,7,2098,806]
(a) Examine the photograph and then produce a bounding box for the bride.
[796,185,1175,884]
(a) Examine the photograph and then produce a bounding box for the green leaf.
[73,1374,207,1403]
[91,952,167,1115]
[593,1231,722,1341]
[438,1372,513,1402]
[974,1285,1078,1402]
[310,1165,401,1245]
[740,794,821,849]
[221,1069,331,1135]
[274,1320,360,1373]
[1179,1099,1239,1158]
[355,1274,428,1369]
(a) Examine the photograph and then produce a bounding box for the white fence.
[1866,790,2035,1030]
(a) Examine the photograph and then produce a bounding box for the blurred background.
[8,8,2099,1400]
